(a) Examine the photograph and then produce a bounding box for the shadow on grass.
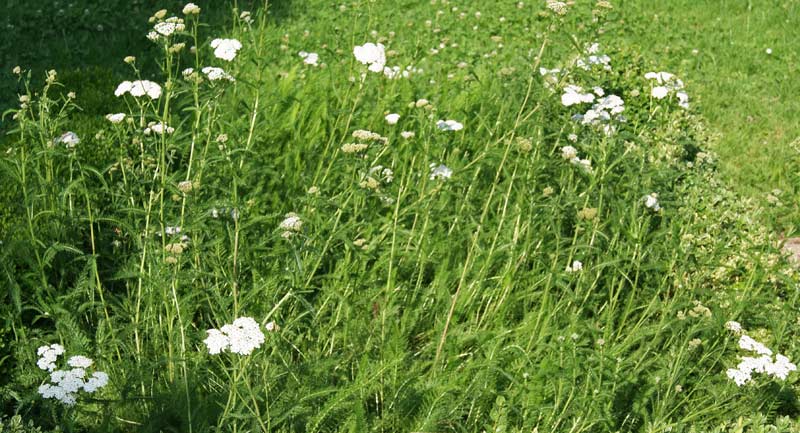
[0,0,292,134]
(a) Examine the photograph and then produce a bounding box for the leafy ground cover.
[1,1,799,432]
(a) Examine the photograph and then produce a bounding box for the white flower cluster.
[565,260,583,273]
[105,113,126,124]
[203,317,267,355]
[353,42,386,73]
[436,119,464,131]
[56,131,80,148]
[298,51,319,66]
[201,66,235,82]
[144,121,174,135]
[368,165,394,183]
[645,71,689,108]
[182,3,201,15]
[429,163,453,181]
[37,344,64,371]
[382,65,422,80]
[644,193,661,212]
[560,146,592,172]
[279,213,303,238]
[576,43,611,71]
[572,93,625,135]
[385,113,400,125]
[725,328,797,386]
[561,85,596,106]
[36,345,108,405]
[115,80,162,99]
[210,38,242,61]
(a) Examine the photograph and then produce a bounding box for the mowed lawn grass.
[618,0,800,202]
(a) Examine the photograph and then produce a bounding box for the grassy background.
[4,0,798,208]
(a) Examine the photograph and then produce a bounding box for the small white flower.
[67,355,93,368]
[144,122,175,135]
[298,51,319,66]
[204,329,230,354]
[221,317,266,355]
[36,344,65,371]
[766,48,773,55]
[644,193,660,212]
[353,42,386,72]
[560,145,577,160]
[154,21,178,37]
[725,321,743,334]
[83,371,109,393]
[105,113,126,124]
[739,335,773,356]
[210,38,242,61]
[565,260,583,273]
[279,213,303,233]
[401,131,415,139]
[561,85,595,106]
[115,80,161,99]
[436,119,463,131]
[651,86,669,99]
[429,163,452,180]
[201,66,235,82]
[385,113,400,125]
[676,91,690,109]
[726,368,751,386]
[56,132,80,148]
[183,2,201,14]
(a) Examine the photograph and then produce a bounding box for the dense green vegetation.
[1,1,799,432]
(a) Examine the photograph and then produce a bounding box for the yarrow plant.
[724,324,797,386]
[114,80,162,99]
[353,42,386,73]
[35,345,109,405]
[203,317,268,355]
[436,119,464,131]
[645,71,689,108]
[210,38,242,61]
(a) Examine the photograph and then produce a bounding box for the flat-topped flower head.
[436,119,463,131]
[385,113,400,125]
[353,42,386,73]
[725,320,743,334]
[115,80,162,99]
[144,121,174,135]
[37,344,65,371]
[644,193,661,212]
[105,113,126,124]
[429,163,452,180]
[36,347,108,405]
[202,66,235,82]
[204,316,266,355]
[561,145,577,160]
[651,86,669,99]
[183,3,201,14]
[739,335,772,356]
[279,213,303,234]
[56,132,80,148]
[565,260,583,273]
[210,38,242,61]
[561,85,595,106]
[299,51,319,66]
[67,355,93,368]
